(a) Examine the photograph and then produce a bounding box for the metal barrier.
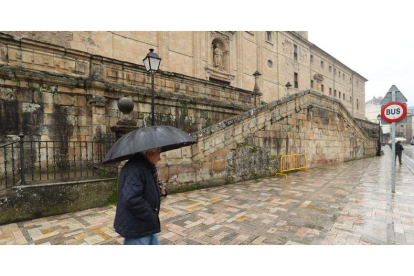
[275,154,311,177]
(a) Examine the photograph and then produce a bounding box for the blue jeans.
[123,233,159,245]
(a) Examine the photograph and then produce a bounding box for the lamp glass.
[143,57,151,72]
[150,58,161,72]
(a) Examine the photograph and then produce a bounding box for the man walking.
[395,141,404,165]
[114,148,166,245]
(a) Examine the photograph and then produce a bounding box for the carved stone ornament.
[118,97,134,114]
[210,31,234,42]
[87,94,107,107]
[313,73,324,82]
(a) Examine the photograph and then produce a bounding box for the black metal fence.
[0,133,117,194]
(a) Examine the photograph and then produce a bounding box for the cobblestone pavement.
[1,145,413,245]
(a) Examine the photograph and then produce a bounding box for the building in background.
[1,31,367,119]
[406,107,414,142]
[365,96,389,143]
[366,96,414,143]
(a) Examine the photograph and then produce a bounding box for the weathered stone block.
[21,51,34,64]
[177,172,196,183]
[54,94,74,106]
[211,148,228,158]
[74,96,86,107]
[78,116,91,126]
[182,147,192,159]
[93,114,105,125]
[166,148,182,159]
[213,159,226,172]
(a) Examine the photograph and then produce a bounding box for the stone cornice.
[0,32,261,99]
[0,65,252,113]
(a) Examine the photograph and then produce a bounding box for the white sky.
[309,29,414,107]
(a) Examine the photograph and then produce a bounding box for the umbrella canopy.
[388,137,407,143]
[103,125,197,164]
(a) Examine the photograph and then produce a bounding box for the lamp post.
[143,49,162,126]
[377,114,382,156]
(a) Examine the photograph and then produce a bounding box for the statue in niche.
[213,42,223,69]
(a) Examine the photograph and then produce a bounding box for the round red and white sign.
[381,102,407,122]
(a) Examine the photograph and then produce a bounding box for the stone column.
[253,70,262,106]
[87,93,107,139]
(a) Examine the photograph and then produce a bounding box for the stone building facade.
[1,31,367,119]
[0,32,259,143]
[0,31,375,190]
[0,32,377,216]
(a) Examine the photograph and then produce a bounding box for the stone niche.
[205,31,235,84]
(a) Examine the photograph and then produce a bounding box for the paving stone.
[2,146,414,245]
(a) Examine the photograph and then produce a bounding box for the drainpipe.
[332,59,337,114]
[276,32,280,100]
[309,46,312,90]
[333,59,336,96]
[351,72,354,117]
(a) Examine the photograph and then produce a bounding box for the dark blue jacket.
[114,155,161,239]
[396,143,404,154]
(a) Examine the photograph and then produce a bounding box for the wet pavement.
[1,145,413,245]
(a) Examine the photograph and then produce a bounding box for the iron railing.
[141,113,198,133]
[0,132,117,194]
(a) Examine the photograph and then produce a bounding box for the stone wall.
[355,118,380,139]
[0,31,367,119]
[0,33,259,142]
[0,178,117,225]
[158,90,376,193]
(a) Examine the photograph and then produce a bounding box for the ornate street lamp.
[377,114,382,156]
[143,49,162,126]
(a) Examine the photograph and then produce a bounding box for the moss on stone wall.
[0,179,117,225]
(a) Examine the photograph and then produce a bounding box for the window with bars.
[294,44,298,61]
[294,72,298,88]
[310,55,313,63]
[339,91,341,99]
[266,31,272,42]
[311,80,314,88]
[334,90,337,97]
[329,87,332,95]
[321,84,324,93]
[343,93,345,100]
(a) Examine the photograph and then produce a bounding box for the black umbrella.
[102,125,197,164]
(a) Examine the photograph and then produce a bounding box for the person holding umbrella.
[103,126,196,245]
[395,140,404,165]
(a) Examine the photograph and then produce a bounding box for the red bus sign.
[381,101,407,122]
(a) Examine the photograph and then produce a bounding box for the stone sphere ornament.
[118,97,134,114]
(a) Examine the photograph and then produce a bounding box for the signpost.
[380,85,407,193]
